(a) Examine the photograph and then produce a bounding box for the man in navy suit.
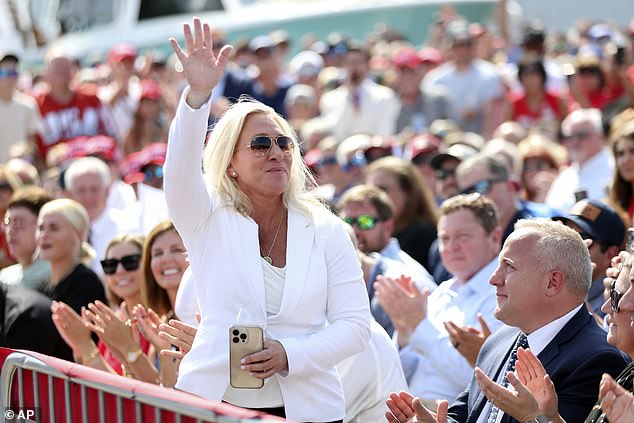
[386,218,627,423]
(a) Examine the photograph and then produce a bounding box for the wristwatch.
[526,416,550,423]
[126,348,143,364]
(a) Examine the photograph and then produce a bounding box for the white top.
[403,258,502,402]
[165,88,371,422]
[475,304,583,423]
[337,320,408,423]
[262,260,285,317]
[423,59,504,133]
[545,148,614,212]
[0,92,41,162]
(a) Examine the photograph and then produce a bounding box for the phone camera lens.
[232,329,239,336]
[232,337,239,343]
[240,333,247,340]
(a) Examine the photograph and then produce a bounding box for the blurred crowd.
[1,2,634,422]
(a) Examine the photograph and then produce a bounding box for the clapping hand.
[374,275,430,346]
[169,17,232,108]
[159,314,200,360]
[385,391,448,423]
[600,373,634,423]
[444,313,491,367]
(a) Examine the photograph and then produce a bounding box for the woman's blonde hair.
[38,198,95,265]
[202,98,325,217]
[103,233,146,306]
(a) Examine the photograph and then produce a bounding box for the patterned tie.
[487,333,529,423]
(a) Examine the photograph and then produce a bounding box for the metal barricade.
[0,348,286,423]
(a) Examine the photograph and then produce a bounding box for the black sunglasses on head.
[460,178,506,195]
[243,135,294,157]
[101,254,142,275]
[611,279,623,313]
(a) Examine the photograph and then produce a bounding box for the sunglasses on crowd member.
[412,154,434,166]
[101,254,142,275]
[562,131,593,142]
[611,279,623,313]
[343,215,386,230]
[243,135,294,157]
[435,167,457,180]
[460,178,507,195]
[0,69,18,79]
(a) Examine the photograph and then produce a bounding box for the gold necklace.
[261,212,285,265]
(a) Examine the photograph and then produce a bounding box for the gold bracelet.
[78,348,100,364]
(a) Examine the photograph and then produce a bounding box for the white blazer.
[164,89,371,422]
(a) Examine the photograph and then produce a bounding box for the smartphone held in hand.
[229,325,264,389]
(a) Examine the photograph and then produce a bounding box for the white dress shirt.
[476,304,583,423]
[381,238,435,288]
[545,148,614,212]
[403,258,502,401]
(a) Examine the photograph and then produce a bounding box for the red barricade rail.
[0,348,288,423]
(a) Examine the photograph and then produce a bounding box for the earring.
[230,170,238,178]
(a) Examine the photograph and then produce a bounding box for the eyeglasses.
[242,135,294,157]
[610,279,623,313]
[100,254,142,275]
[435,167,457,180]
[562,131,593,142]
[412,154,434,166]
[460,178,506,195]
[0,69,18,79]
[343,215,385,230]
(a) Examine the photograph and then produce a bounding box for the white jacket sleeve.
[163,88,215,241]
[278,219,371,377]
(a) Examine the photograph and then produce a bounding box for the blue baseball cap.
[553,199,626,247]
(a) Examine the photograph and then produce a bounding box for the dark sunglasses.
[412,154,434,166]
[100,254,142,275]
[0,69,18,79]
[611,279,623,313]
[435,168,457,180]
[460,178,506,195]
[343,215,385,230]
[244,135,294,157]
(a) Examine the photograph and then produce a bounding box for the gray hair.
[457,152,510,181]
[64,157,111,192]
[561,108,603,136]
[513,218,592,297]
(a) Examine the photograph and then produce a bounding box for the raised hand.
[169,17,233,108]
[444,313,491,367]
[385,391,447,423]
[474,367,543,422]
[374,275,430,346]
[159,319,198,360]
[600,373,634,423]
[515,348,560,421]
[51,301,95,358]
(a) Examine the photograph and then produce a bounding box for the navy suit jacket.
[447,307,628,423]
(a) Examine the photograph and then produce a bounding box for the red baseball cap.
[140,79,162,101]
[107,43,137,64]
[418,47,443,65]
[392,47,423,69]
